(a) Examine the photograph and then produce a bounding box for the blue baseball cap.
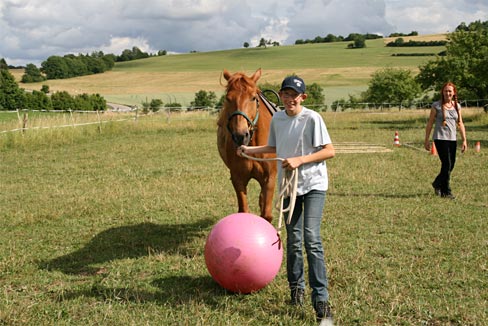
[280,76,306,94]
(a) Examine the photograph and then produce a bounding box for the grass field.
[10,37,445,107]
[1,109,486,325]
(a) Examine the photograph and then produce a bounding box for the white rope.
[240,152,298,235]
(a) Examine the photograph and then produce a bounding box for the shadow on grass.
[53,276,307,324]
[468,125,488,132]
[367,114,487,131]
[42,219,310,322]
[39,218,214,275]
[55,275,228,305]
[331,191,431,199]
[368,118,426,130]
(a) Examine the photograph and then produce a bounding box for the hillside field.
[11,37,446,106]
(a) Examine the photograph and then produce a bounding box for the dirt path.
[106,103,134,112]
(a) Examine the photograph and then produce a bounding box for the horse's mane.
[225,73,259,98]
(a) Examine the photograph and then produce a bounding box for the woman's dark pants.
[433,139,457,195]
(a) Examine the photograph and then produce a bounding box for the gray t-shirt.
[268,107,332,195]
[432,101,459,141]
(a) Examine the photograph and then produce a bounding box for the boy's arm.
[283,143,335,170]
[238,145,276,156]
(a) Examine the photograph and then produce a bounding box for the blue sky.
[1,0,486,66]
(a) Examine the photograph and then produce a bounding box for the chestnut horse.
[217,68,277,222]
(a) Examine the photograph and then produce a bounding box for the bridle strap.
[226,97,260,138]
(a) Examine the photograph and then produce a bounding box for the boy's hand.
[283,157,303,170]
[237,145,247,157]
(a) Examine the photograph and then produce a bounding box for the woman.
[424,82,467,199]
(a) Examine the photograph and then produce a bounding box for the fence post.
[69,109,75,128]
[22,111,28,134]
[166,108,171,123]
[16,109,22,132]
[97,110,102,133]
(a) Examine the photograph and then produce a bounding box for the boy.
[238,76,335,322]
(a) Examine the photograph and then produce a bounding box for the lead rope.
[240,152,298,247]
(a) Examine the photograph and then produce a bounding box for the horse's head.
[222,68,262,146]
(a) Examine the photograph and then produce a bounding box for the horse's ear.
[223,69,232,81]
[251,68,262,82]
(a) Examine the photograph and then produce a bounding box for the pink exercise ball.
[204,213,283,293]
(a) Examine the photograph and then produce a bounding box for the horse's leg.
[231,173,250,213]
[258,175,276,223]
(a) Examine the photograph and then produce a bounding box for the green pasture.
[1,109,486,325]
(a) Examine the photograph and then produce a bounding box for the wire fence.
[0,108,219,135]
[1,99,487,135]
[0,109,137,135]
[323,99,488,111]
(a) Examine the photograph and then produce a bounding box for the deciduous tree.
[416,28,488,100]
[191,90,217,108]
[363,68,420,108]
[21,63,46,83]
[0,69,25,110]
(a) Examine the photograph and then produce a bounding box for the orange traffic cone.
[430,142,437,155]
[393,131,400,147]
[475,141,480,153]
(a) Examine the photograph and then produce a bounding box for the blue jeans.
[285,190,329,304]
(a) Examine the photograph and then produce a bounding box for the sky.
[1,0,487,66]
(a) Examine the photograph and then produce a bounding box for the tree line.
[0,68,106,111]
[40,52,115,80]
[386,39,447,47]
[141,82,326,113]
[292,20,485,50]
[5,46,168,83]
[295,32,383,45]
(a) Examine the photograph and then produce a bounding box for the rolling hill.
[12,36,446,106]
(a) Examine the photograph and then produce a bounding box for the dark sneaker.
[441,193,456,200]
[432,182,441,196]
[314,301,333,321]
[290,287,304,306]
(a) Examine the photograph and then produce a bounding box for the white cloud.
[100,37,156,57]
[286,0,395,38]
[251,18,290,47]
[0,0,486,66]
[385,0,488,34]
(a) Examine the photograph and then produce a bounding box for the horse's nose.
[232,132,250,146]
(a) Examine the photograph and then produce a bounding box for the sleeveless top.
[432,101,459,141]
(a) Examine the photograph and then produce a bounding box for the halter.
[226,97,260,143]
